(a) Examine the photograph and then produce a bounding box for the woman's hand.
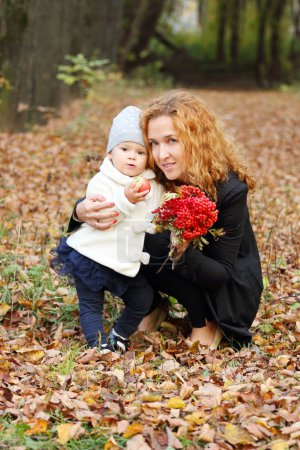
[75,194,119,230]
[170,233,190,261]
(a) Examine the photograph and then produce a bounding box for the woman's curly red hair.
[141,90,255,200]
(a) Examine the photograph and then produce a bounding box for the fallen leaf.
[123,421,143,438]
[166,426,183,448]
[160,359,180,372]
[125,434,151,450]
[25,419,48,435]
[56,422,85,445]
[179,383,194,400]
[0,303,10,318]
[198,424,216,442]
[141,394,163,402]
[56,287,69,296]
[117,420,130,434]
[222,423,253,445]
[270,441,290,450]
[165,397,186,409]
[159,380,177,392]
[104,435,120,450]
[185,411,206,425]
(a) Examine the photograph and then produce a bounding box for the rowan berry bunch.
[152,185,223,251]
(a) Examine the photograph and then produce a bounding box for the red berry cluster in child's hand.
[152,185,222,250]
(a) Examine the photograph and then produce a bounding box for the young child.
[51,106,164,352]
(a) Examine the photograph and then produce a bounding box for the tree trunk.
[1,0,123,130]
[289,0,300,71]
[230,0,241,70]
[119,0,167,70]
[216,0,228,64]
[198,0,208,31]
[269,0,287,84]
[255,0,272,86]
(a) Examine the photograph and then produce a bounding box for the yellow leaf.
[270,441,289,450]
[252,334,265,346]
[22,350,45,362]
[25,419,48,435]
[17,298,34,308]
[56,423,85,445]
[0,303,10,318]
[223,424,253,445]
[141,394,163,402]
[165,397,186,409]
[185,412,206,425]
[104,436,120,450]
[159,380,177,392]
[123,421,143,438]
[57,424,74,445]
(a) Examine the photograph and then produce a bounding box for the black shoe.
[107,330,129,353]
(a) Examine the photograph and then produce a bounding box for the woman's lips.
[161,162,175,170]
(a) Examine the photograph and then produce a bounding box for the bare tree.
[216,0,228,64]
[269,0,287,83]
[289,0,300,71]
[119,0,167,70]
[255,0,272,85]
[1,0,123,129]
[230,0,242,69]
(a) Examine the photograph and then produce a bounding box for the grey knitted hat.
[106,106,145,152]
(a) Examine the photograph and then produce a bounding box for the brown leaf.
[125,434,151,450]
[166,426,183,449]
[198,424,216,443]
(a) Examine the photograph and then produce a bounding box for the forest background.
[0,1,299,449]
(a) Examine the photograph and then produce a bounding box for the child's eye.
[138,151,146,155]
[121,147,127,151]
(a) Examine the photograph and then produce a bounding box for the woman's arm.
[174,182,248,290]
[68,195,119,233]
[68,176,149,233]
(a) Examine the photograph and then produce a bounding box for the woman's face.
[147,115,186,181]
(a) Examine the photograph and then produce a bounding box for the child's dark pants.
[75,271,153,347]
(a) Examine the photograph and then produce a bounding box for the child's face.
[108,141,148,177]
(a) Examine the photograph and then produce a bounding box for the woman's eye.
[169,138,177,144]
[150,141,157,147]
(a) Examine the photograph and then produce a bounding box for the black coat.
[143,172,263,345]
[68,173,263,345]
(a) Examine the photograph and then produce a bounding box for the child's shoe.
[107,329,129,353]
[98,342,111,354]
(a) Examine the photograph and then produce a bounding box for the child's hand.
[125,179,150,203]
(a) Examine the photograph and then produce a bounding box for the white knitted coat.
[67,157,165,277]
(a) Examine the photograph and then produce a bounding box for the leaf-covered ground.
[0,86,299,449]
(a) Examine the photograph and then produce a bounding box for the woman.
[69,91,263,348]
